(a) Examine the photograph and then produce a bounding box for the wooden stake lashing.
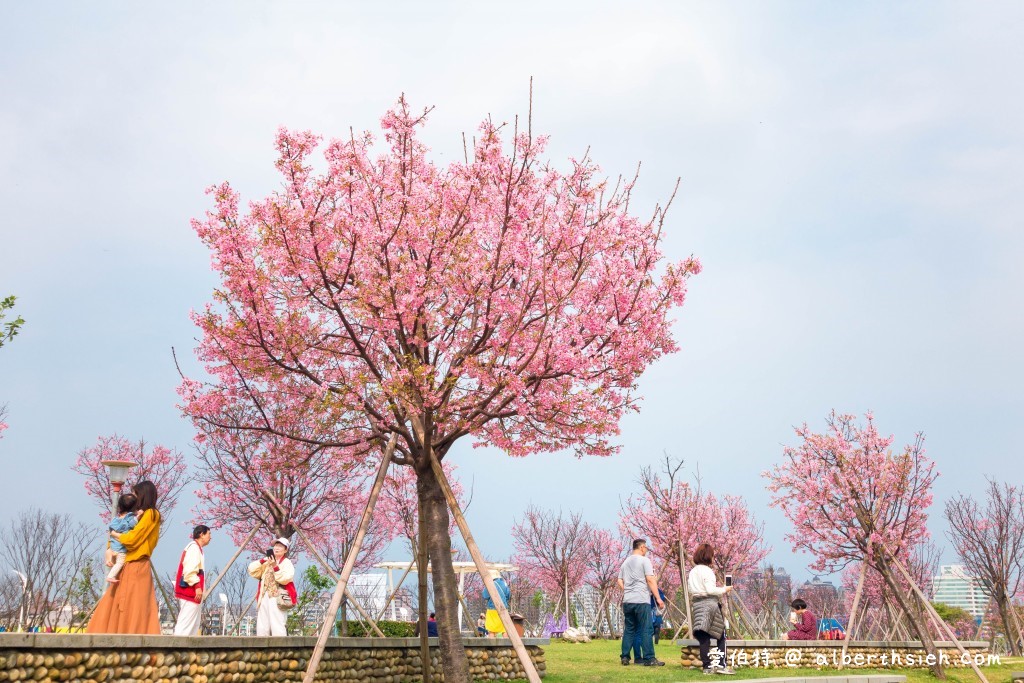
[301,436,396,683]
[428,452,542,683]
[839,561,867,670]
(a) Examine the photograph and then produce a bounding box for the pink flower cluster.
[179,96,698,468]
[764,411,938,573]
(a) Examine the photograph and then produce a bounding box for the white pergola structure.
[374,560,517,631]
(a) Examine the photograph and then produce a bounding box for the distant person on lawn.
[617,538,665,667]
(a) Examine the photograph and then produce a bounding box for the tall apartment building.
[931,564,989,620]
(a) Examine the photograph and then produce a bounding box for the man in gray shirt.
[617,538,666,666]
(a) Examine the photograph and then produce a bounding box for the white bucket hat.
[273,537,290,548]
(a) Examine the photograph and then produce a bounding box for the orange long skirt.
[86,557,161,634]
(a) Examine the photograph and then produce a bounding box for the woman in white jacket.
[247,537,296,636]
[687,543,735,674]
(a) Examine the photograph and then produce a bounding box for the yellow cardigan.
[117,509,161,562]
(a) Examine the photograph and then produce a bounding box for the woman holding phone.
[687,543,735,675]
[247,537,297,636]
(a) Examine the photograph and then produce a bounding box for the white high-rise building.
[932,565,989,620]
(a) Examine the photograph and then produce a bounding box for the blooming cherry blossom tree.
[181,98,697,681]
[584,527,628,636]
[72,434,191,522]
[512,506,594,623]
[765,412,943,676]
[621,455,767,591]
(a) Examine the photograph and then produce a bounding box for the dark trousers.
[694,629,727,669]
[621,602,655,662]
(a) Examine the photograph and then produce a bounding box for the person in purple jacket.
[783,598,817,640]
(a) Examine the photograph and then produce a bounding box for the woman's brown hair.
[693,543,714,567]
[133,480,159,513]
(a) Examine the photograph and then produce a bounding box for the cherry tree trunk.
[995,592,1022,657]
[416,456,469,683]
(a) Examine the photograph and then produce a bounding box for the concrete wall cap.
[0,632,550,649]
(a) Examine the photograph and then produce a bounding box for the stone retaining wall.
[674,640,990,670]
[0,634,547,682]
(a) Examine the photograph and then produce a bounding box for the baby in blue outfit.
[106,493,138,582]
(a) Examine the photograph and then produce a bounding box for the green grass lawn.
[533,639,1023,683]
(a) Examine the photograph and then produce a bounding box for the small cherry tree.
[180,98,697,683]
[511,506,594,624]
[621,455,767,590]
[584,528,627,637]
[72,434,191,522]
[945,479,1024,656]
[765,412,943,676]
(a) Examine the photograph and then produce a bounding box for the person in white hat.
[247,537,296,636]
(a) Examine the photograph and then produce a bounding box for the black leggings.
[694,630,727,669]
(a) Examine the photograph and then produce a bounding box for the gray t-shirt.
[618,553,655,604]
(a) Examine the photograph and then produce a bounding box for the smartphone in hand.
[724,574,733,587]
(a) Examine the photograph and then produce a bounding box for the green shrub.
[345,620,417,637]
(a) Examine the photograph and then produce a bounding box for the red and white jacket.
[174,540,205,604]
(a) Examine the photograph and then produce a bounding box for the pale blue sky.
[1,2,1022,585]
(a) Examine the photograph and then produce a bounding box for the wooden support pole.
[202,524,261,605]
[677,543,693,633]
[839,561,867,670]
[428,452,541,683]
[457,590,474,631]
[301,435,396,683]
[888,553,988,683]
[732,590,766,639]
[153,564,179,620]
[417,526,431,682]
[230,593,258,635]
[375,561,415,623]
[1007,597,1024,654]
[592,591,609,637]
[291,526,386,638]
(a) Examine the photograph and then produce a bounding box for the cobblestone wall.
[0,634,547,682]
[675,639,991,670]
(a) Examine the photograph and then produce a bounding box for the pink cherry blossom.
[72,434,191,522]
